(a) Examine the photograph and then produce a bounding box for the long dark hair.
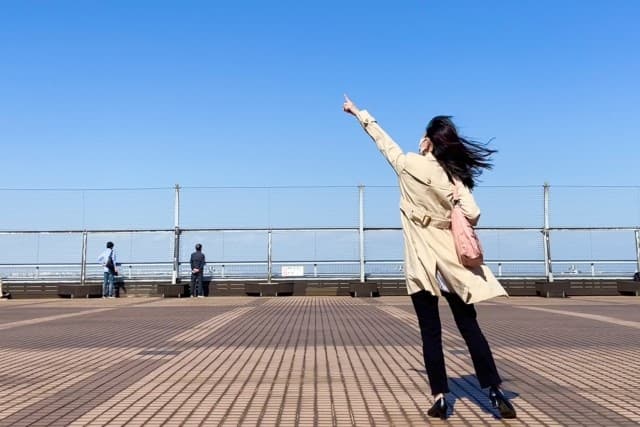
[426,116,496,190]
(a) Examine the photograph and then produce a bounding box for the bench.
[57,284,103,298]
[245,282,294,296]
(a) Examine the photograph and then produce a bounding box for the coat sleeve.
[456,184,481,226]
[355,110,406,175]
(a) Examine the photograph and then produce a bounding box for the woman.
[343,96,516,420]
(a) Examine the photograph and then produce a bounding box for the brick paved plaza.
[0,295,639,426]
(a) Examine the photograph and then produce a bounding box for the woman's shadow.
[410,370,519,419]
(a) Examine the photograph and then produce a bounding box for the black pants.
[411,290,501,395]
[190,272,203,297]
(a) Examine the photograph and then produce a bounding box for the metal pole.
[172,185,180,285]
[635,229,640,275]
[172,228,180,285]
[80,231,88,285]
[267,230,273,283]
[544,231,554,282]
[359,185,365,283]
[81,190,86,229]
[174,184,180,229]
[543,183,554,282]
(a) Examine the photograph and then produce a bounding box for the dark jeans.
[411,290,502,395]
[190,272,203,297]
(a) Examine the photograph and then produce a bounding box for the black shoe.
[489,387,517,419]
[427,397,448,419]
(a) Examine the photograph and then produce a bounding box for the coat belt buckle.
[407,205,432,227]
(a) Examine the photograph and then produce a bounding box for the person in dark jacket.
[190,244,206,298]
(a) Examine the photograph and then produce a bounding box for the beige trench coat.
[356,110,507,304]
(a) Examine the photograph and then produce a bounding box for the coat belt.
[400,199,451,229]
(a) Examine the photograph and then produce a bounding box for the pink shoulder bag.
[451,181,484,268]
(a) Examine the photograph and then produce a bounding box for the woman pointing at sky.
[343,95,517,420]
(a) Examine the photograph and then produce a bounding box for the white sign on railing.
[281,265,304,277]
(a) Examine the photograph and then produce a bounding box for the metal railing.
[1,226,638,283]
[1,184,639,283]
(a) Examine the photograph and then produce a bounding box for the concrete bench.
[57,284,103,298]
[350,282,380,298]
[245,282,294,296]
[618,280,640,296]
[535,281,570,298]
[156,284,188,298]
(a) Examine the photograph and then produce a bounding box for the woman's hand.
[342,94,360,116]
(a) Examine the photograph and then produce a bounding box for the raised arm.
[343,95,406,174]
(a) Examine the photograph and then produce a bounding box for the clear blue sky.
[1,1,639,270]
[2,0,639,190]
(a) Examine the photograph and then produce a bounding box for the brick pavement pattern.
[0,296,639,426]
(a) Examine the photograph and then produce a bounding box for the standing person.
[190,244,206,298]
[343,96,516,420]
[97,241,117,298]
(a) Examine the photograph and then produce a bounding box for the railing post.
[543,183,554,282]
[172,184,180,285]
[172,228,180,284]
[359,185,365,283]
[174,184,180,228]
[267,229,273,283]
[80,230,88,285]
[635,229,640,275]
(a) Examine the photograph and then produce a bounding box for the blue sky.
[1,1,639,270]
[2,0,639,190]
